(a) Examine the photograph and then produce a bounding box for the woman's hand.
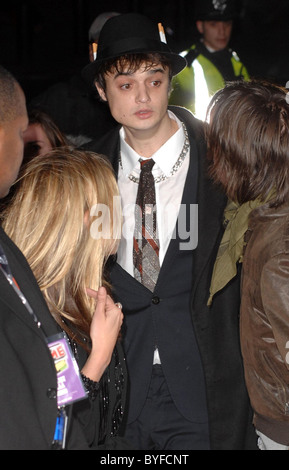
[81,286,123,382]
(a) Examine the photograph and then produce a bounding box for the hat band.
[98,37,169,59]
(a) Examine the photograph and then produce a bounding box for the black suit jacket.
[84,106,257,449]
[0,227,89,449]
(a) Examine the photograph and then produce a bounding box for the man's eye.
[120,83,130,90]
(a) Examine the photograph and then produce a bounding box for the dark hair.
[95,53,173,92]
[23,109,70,163]
[28,109,69,147]
[206,79,289,207]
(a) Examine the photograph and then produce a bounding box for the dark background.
[1,0,289,102]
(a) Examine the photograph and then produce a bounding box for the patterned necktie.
[133,159,160,291]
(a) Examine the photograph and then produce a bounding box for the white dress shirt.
[117,111,190,274]
[117,111,190,364]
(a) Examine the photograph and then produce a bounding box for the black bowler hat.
[82,13,186,84]
[195,0,239,21]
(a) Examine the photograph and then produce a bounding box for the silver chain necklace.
[119,122,190,184]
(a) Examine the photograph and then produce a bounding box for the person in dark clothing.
[169,0,249,120]
[29,13,119,145]
[81,12,257,450]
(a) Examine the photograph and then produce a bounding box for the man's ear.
[196,20,204,35]
[95,83,107,102]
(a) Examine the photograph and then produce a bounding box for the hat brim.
[196,14,236,20]
[82,49,187,86]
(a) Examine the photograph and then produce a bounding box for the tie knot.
[140,158,155,173]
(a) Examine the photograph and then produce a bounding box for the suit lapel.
[0,270,38,328]
[0,228,58,338]
[156,114,226,293]
[191,156,226,298]
[157,136,198,287]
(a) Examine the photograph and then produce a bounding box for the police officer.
[169,0,249,120]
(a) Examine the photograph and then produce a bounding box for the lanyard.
[0,244,41,328]
[0,243,73,449]
[51,407,68,450]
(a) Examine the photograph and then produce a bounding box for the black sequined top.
[69,337,129,449]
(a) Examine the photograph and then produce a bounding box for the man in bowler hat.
[82,12,257,450]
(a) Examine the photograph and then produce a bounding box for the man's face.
[95,62,171,135]
[196,20,233,51]
[0,86,28,198]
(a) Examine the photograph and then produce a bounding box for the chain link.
[119,122,190,184]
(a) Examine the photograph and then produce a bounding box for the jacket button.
[47,388,57,399]
[152,296,160,305]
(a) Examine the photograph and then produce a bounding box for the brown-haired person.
[206,79,289,450]
[0,109,71,213]
[23,109,70,163]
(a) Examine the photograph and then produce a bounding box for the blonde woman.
[1,147,130,449]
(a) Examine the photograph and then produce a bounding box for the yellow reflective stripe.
[192,59,211,121]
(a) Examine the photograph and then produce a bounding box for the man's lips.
[134,109,153,119]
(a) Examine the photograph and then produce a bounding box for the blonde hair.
[2,147,121,346]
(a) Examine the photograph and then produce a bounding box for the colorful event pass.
[47,333,87,406]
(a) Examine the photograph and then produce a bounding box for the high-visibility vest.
[169,45,250,120]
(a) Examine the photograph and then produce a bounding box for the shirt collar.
[119,111,186,178]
